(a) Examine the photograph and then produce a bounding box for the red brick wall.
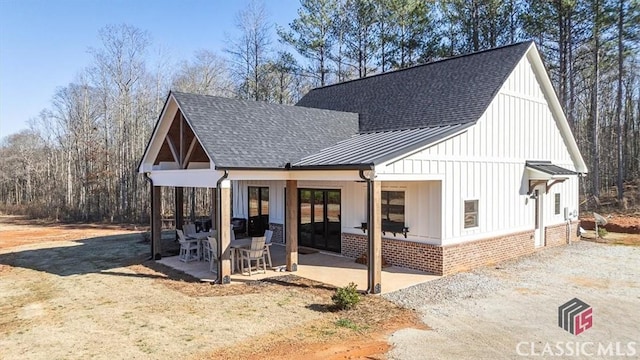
[342,226,575,276]
[441,231,535,275]
[342,233,444,274]
[544,222,580,247]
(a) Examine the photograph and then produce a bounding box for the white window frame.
[463,199,479,229]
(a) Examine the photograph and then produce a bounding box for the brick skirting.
[544,222,580,247]
[269,223,284,244]
[342,223,573,276]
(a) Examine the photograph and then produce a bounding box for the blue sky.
[0,0,300,138]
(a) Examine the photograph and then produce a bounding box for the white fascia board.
[375,127,471,171]
[374,173,445,182]
[148,169,225,188]
[139,95,177,173]
[289,170,361,181]
[526,45,588,174]
[226,169,361,181]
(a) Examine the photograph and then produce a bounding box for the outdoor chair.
[263,229,273,269]
[183,224,197,236]
[237,236,266,276]
[176,229,199,263]
[206,236,218,272]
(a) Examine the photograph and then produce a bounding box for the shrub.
[331,282,361,310]
[598,227,608,238]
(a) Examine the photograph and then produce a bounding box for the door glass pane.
[313,191,325,247]
[260,188,269,215]
[260,187,269,233]
[299,190,312,247]
[248,187,259,217]
[326,190,341,252]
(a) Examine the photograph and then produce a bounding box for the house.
[138,41,587,293]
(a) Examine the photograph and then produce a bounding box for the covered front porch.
[157,244,438,294]
[138,91,447,293]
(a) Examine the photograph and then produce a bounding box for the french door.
[248,186,269,236]
[298,189,341,252]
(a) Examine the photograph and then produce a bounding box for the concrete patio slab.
[157,244,439,294]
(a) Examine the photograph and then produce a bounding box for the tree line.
[1,0,639,223]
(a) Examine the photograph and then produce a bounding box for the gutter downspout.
[215,170,229,284]
[143,172,155,260]
[359,167,375,294]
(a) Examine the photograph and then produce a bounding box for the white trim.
[139,98,177,173]
[147,169,225,187]
[374,173,445,181]
[525,45,588,173]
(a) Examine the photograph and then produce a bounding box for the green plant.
[331,282,361,310]
[335,318,358,330]
[598,227,608,238]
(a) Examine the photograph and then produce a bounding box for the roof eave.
[138,92,174,173]
[289,163,374,171]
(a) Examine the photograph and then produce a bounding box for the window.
[555,193,561,215]
[382,191,405,223]
[464,200,478,228]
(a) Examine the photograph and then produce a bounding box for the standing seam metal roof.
[525,161,576,176]
[292,124,472,168]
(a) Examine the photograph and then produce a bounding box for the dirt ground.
[0,215,419,360]
[3,215,639,359]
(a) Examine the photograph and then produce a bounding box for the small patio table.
[186,231,215,260]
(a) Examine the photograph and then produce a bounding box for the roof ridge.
[171,90,359,115]
[308,40,534,92]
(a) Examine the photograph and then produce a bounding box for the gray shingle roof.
[292,123,472,168]
[296,41,533,133]
[526,161,576,176]
[172,92,359,169]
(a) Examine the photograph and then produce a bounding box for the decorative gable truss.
[139,95,211,172]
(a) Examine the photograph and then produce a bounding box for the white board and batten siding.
[232,179,443,244]
[379,54,579,246]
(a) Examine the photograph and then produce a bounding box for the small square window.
[554,193,561,215]
[464,200,478,228]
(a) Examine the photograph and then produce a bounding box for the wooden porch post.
[152,185,162,260]
[286,180,298,272]
[174,187,184,237]
[218,180,232,283]
[368,180,382,294]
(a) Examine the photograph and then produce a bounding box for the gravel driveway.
[384,241,640,359]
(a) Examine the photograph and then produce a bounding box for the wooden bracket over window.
[528,179,567,194]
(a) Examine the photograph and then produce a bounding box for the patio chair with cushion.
[183,224,197,236]
[263,229,273,269]
[237,236,266,276]
[176,229,199,263]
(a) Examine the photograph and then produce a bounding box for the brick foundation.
[342,224,573,276]
[441,231,535,275]
[342,233,444,274]
[269,223,284,244]
[544,222,580,247]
